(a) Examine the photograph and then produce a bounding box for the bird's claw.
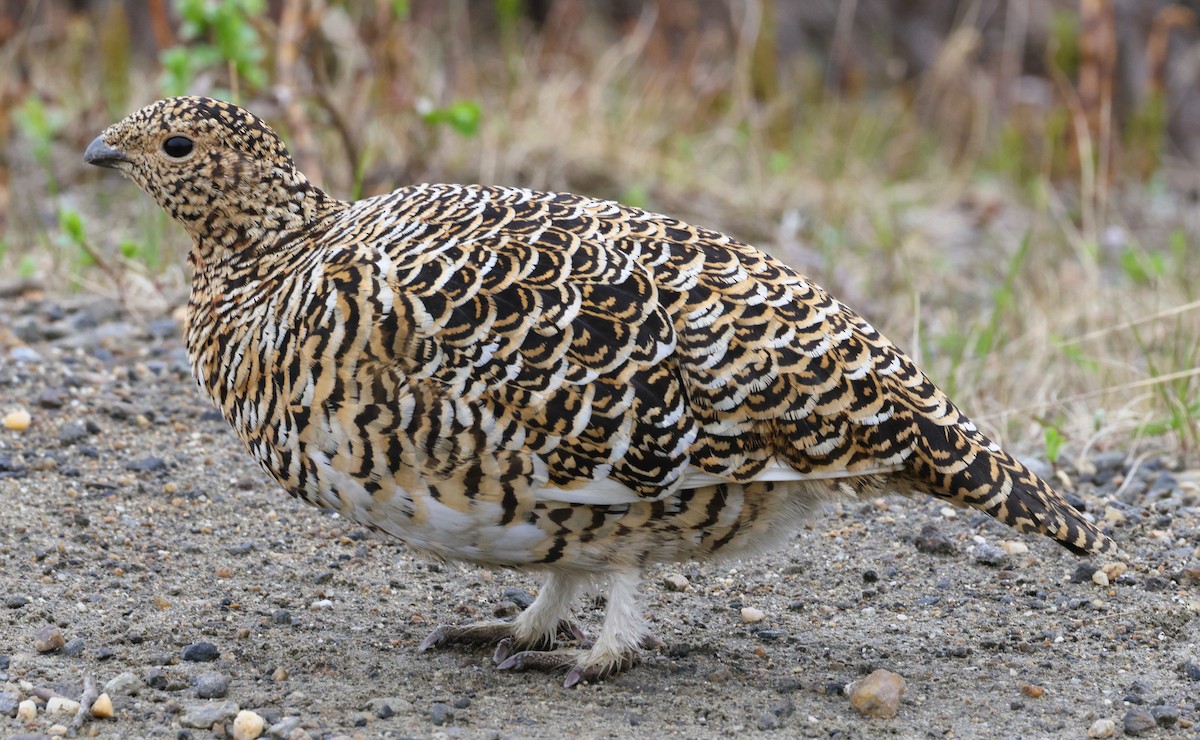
[418,621,513,652]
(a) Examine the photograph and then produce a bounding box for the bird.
[85,96,1115,687]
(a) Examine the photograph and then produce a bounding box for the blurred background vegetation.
[1,0,1198,458]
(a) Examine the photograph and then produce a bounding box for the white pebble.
[1091,570,1109,587]
[233,709,265,740]
[1087,717,1116,737]
[1101,562,1126,580]
[999,541,1029,556]
[740,606,765,624]
[47,697,80,715]
[17,698,37,720]
[310,599,333,610]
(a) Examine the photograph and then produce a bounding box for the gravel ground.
[1,291,1199,739]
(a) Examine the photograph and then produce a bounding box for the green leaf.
[58,209,87,246]
[445,101,482,137]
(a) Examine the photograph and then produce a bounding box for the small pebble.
[999,541,1029,556]
[1184,662,1200,681]
[1123,708,1157,736]
[848,669,906,719]
[104,671,142,696]
[914,524,955,554]
[46,697,80,715]
[272,666,288,682]
[61,637,85,657]
[1086,718,1115,738]
[91,693,113,719]
[17,699,36,721]
[195,672,229,698]
[0,692,18,717]
[34,625,65,653]
[1101,562,1127,580]
[267,717,301,738]
[1070,563,1100,584]
[6,594,29,608]
[501,587,535,610]
[973,544,1009,567]
[9,346,42,363]
[179,700,240,729]
[182,641,220,662]
[232,709,265,740]
[1019,683,1044,698]
[1091,570,1109,587]
[662,574,690,592]
[3,409,32,431]
[740,606,765,624]
[1150,705,1179,727]
[429,702,452,726]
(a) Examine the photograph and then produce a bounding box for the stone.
[91,693,114,719]
[3,409,32,431]
[740,606,765,624]
[232,709,266,740]
[195,671,229,698]
[662,574,690,592]
[34,625,65,652]
[46,696,80,715]
[429,702,452,726]
[973,544,1009,567]
[104,671,142,696]
[1123,709,1156,736]
[914,524,955,554]
[848,669,906,719]
[1150,705,1179,727]
[182,641,220,662]
[179,700,240,729]
[16,699,36,721]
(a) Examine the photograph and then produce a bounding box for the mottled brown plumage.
[86,97,1114,686]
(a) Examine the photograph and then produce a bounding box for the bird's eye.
[162,136,194,158]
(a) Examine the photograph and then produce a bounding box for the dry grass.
[1,1,1198,459]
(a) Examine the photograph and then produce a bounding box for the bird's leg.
[419,571,584,656]
[498,568,656,687]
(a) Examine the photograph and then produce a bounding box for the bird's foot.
[418,619,585,655]
[497,633,664,688]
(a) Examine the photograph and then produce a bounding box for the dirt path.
[1,293,1197,739]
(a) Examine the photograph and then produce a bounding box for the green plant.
[14,96,66,195]
[160,0,269,98]
[419,100,483,138]
[1041,423,1067,465]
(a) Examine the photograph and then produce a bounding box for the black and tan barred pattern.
[89,97,1115,569]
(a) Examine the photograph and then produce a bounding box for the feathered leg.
[497,568,657,687]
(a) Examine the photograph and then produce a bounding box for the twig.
[69,675,99,735]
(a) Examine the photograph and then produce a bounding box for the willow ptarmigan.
[85,97,1114,687]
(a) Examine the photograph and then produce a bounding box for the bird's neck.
[187,166,347,271]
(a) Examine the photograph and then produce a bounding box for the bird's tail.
[911,418,1116,556]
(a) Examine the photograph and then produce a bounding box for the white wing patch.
[533,459,903,505]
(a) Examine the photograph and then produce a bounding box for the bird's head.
[85,96,336,257]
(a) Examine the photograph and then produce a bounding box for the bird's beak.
[84,135,132,169]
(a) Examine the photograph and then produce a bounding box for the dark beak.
[84,135,132,169]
